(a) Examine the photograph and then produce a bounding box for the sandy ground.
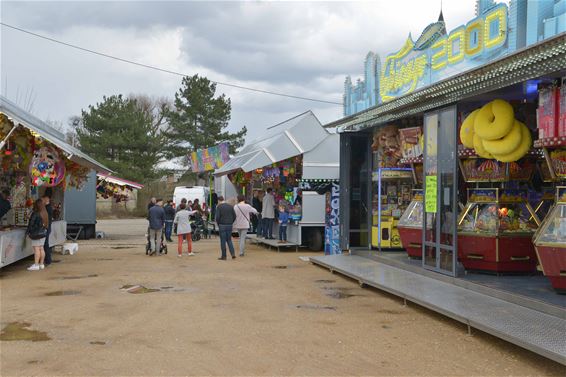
[0,219,563,376]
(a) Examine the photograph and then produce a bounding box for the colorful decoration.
[189,142,230,173]
[29,146,66,187]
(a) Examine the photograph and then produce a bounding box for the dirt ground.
[0,219,563,376]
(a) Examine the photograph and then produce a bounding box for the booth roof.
[0,95,112,174]
[215,110,330,176]
[325,32,566,133]
[97,173,144,190]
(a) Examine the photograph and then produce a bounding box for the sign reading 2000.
[380,4,508,102]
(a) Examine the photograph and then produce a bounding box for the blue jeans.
[218,224,235,258]
[164,220,173,240]
[262,218,274,239]
[279,225,287,241]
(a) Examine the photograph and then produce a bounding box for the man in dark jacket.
[214,196,236,260]
[163,200,175,242]
[251,191,262,235]
[42,190,54,265]
[0,189,11,221]
[148,199,165,256]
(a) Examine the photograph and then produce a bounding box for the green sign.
[425,175,437,213]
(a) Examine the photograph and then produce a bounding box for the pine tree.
[75,94,166,182]
[165,74,247,164]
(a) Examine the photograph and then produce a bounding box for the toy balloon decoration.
[29,146,66,187]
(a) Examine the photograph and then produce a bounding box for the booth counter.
[0,96,110,268]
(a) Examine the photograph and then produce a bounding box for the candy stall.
[0,96,110,268]
[457,189,541,273]
[533,187,566,293]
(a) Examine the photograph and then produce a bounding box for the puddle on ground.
[95,258,114,261]
[44,290,81,296]
[90,341,106,345]
[28,360,41,364]
[322,287,357,299]
[0,322,50,342]
[111,246,133,250]
[375,309,405,315]
[272,265,288,269]
[51,260,61,263]
[160,286,173,289]
[121,285,160,294]
[54,274,98,280]
[382,324,392,329]
[296,304,336,311]
[315,279,336,283]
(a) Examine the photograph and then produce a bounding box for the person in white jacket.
[233,195,258,256]
[173,203,197,257]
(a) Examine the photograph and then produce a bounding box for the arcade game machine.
[533,187,566,293]
[458,189,541,273]
[397,189,433,258]
[371,168,413,250]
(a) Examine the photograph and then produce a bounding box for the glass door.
[422,106,458,276]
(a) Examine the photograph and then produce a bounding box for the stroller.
[145,226,168,255]
[189,215,205,242]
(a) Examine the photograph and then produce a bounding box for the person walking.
[215,196,237,260]
[233,195,258,256]
[42,190,54,266]
[252,190,262,235]
[148,199,165,256]
[261,187,275,239]
[26,199,49,271]
[277,204,289,243]
[173,203,197,257]
[164,200,175,242]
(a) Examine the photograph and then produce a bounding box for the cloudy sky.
[1,0,481,145]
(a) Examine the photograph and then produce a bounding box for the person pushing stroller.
[147,199,166,256]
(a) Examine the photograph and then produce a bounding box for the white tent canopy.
[215,111,334,177]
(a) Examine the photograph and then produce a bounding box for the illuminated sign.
[380,4,508,102]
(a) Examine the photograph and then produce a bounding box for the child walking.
[278,204,289,243]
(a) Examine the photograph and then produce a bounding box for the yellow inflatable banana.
[481,120,523,155]
[473,134,493,159]
[460,109,479,149]
[474,99,515,141]
[492,123,532,162]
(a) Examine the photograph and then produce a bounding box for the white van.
[173,186,210,209]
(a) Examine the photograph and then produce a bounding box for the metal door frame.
[422,106,458,277]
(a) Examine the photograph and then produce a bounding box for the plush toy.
[373,125,402,166]
[29,146,66,187]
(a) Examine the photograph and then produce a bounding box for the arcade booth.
[534,186,566,293]
[0,96,110,268]
[214,111,339,250]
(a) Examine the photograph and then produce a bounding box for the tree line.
[71,74,247,183]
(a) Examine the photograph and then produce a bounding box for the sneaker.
[188,252,195,256]
[239,253,244,257]
[177,254,182,258]
[27,264,40,271]
[218,257,226,260]
[39,264,45,270]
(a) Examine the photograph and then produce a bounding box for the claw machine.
[457,189,541,273]
[371,168,413,250]
[533,187,566,293]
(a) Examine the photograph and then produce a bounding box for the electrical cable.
[1,22,343,106]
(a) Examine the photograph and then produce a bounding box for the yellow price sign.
[425,175,437,213]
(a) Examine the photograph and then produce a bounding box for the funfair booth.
[215,111,339,250]
[0,96,110,267]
